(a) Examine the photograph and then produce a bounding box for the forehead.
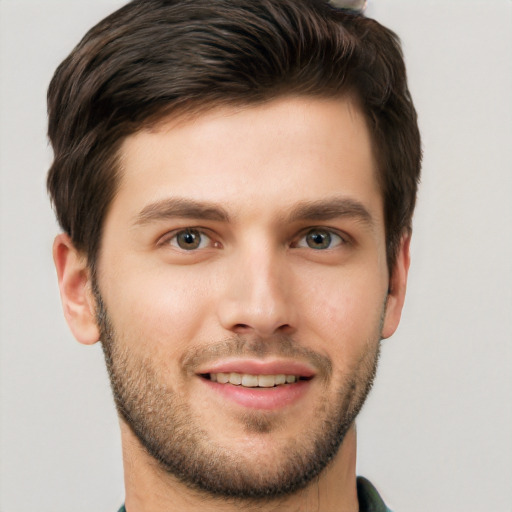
[113,95,382,225]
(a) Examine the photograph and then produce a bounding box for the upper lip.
[196,358,316,378]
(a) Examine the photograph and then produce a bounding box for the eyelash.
[159,228,219,251]
[293,228,347,250]
[158,227,349,252]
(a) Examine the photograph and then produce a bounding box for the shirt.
[117,475,391,511]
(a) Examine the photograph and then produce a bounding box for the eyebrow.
[134,198,231,225]
[286,197,374,226]
[133,196,373,227]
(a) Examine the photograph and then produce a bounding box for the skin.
[53,95,410,511]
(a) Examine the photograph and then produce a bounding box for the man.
[47,0,421,510]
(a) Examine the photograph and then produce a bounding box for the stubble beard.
[94,285,382,502]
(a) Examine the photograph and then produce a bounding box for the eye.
[295,228,344,250]
[168,228,212,250]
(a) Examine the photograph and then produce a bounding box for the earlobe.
[381,232,411,340]
[53,234,100,345]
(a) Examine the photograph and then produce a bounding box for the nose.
[216,244,297,337]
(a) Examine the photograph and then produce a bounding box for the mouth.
[201,372,312,388]
[196,361,316,410]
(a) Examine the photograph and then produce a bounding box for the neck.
[121,421,359,512]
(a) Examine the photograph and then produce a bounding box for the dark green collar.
[118,476,391,512]
[357,476,392,511]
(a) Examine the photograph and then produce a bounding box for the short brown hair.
[47,0,421,272]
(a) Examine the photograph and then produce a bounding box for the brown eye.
[175,229,204,250]
[306,230,331,249]
[297,229,344,250]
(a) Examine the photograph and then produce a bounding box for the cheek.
[296,265,387,350]
[101,264,217,356]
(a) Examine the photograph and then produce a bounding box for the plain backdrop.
[1,1,511,511]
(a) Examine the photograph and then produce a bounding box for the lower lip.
[201,378,311,410]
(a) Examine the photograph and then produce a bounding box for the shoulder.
[357,476,393,512]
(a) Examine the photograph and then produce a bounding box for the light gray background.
[1,1,511,511]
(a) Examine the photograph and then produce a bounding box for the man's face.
[93,96,402,497]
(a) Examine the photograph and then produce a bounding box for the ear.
[381,231,411,340]
[53,233,100,345]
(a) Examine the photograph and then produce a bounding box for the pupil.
[178,230,200,249]
[307,230,330,249]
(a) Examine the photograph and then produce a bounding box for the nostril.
[230,323,295,337]
[274,324,295,337]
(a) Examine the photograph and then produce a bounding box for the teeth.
[275,374,286,385]
[258,375,276,387]
[229,372,242,385]
[241,374,258,387]
[217,373,229,384]
[209,373,300,387]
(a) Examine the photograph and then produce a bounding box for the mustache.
[179,334,332,380]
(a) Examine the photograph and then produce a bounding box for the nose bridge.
[217,239,295,336]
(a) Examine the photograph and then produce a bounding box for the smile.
[196,360,317,409]
[207,372,307,387]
